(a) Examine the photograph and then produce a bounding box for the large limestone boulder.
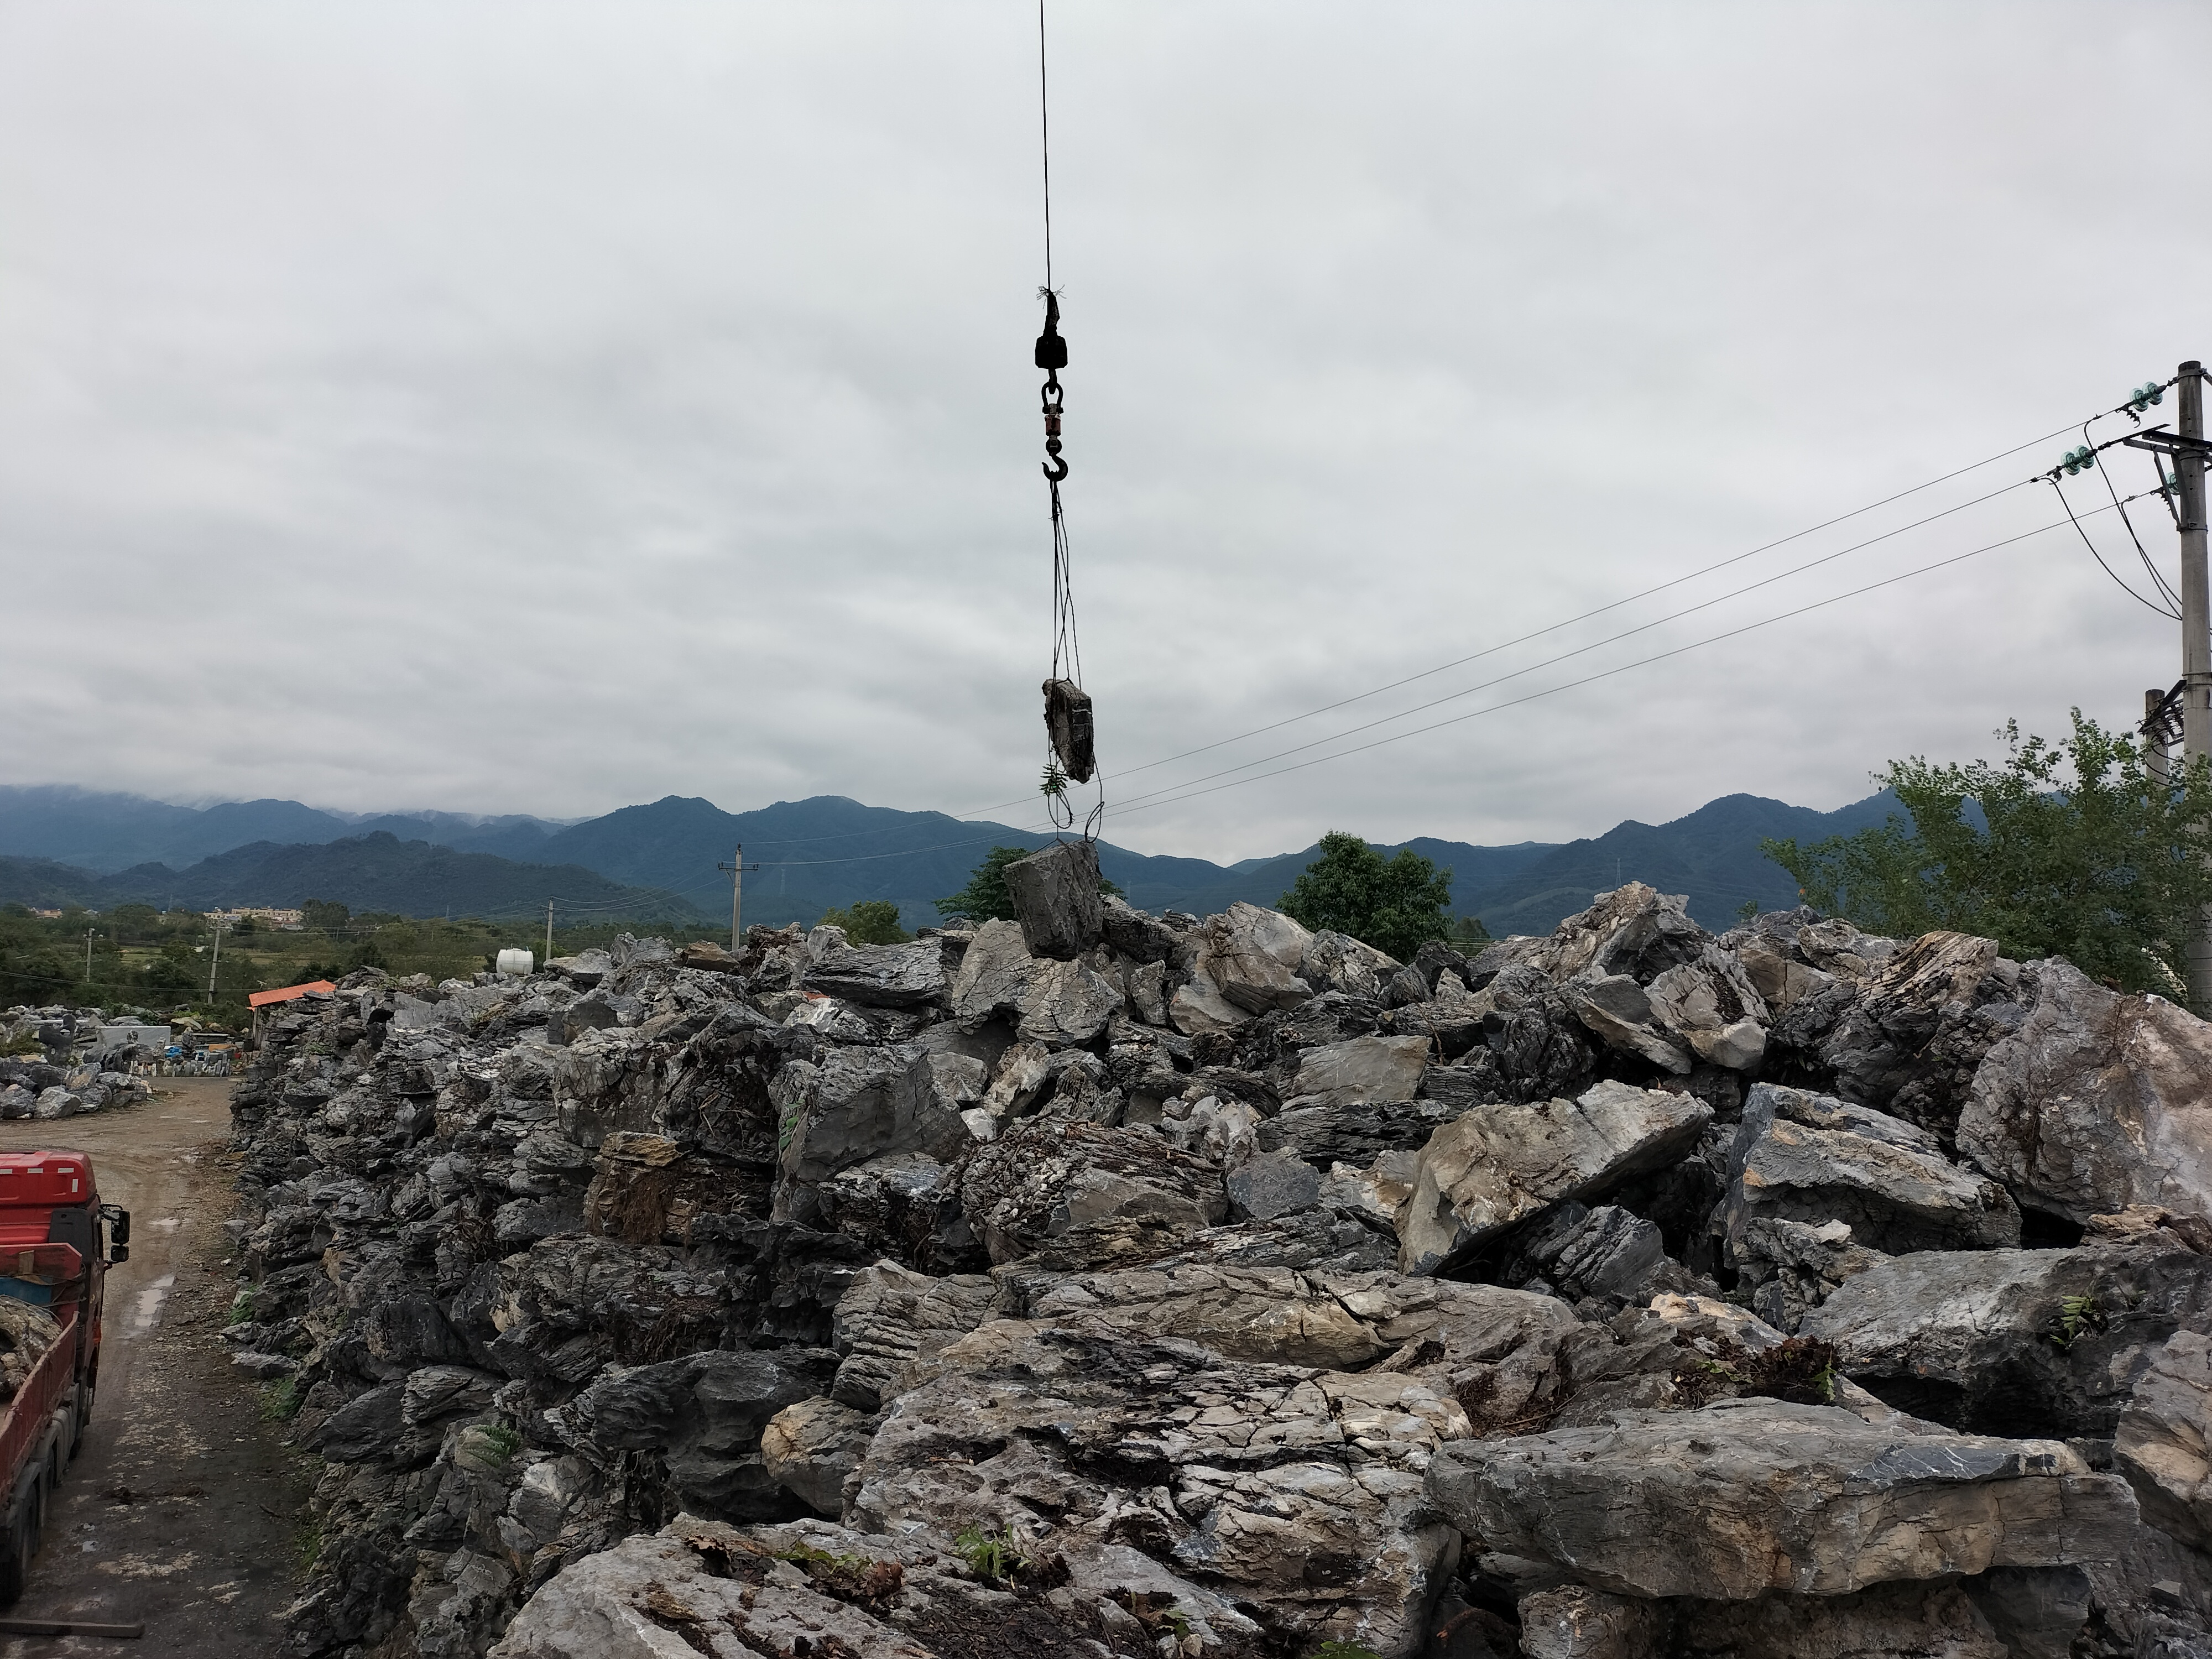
[1518,1576,2088,1659]
[1395,1081,1712,1275]
[1800,1239,2212,1438]
[1020,1260,1391,1369]
[1003,837,1105,960]
[1259,1097,1461,1169]
[554,1348,839,1523]
[759,1396,874,1517]
[2117,1329,2212,1552]
[827,1262,997,1411]
[1282,1034,1430,1107]
[801,938,950,1008]
[1300,929,1400,999]
[1557,972,1694,1073]
[945,918,1121,1047]
[851,1322,1467,1654]
[777,1046,977,1190]
[1819,928,2019,1135]
[1537,883,1709,984]
[490,1514,1271,1659]
[1721,1083,2021,1264]
[1644,942,1770,1071]
[1959,958,2212,1224]
[957,1118,1226,1264]
[1191,902,1313,1016]
[1426,1396,2138,1601]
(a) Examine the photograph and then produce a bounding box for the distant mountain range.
[0,787,572,871]
[0,783,1906,935]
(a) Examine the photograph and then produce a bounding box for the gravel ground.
[0,1078,312,1656]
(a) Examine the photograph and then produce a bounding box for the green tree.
[1279,832,1455,963]
[302,899,350,933]
[936,846,1122,924]
[1760,711,2212,994]
[818,900,912,945]
[1448,914,1492,945]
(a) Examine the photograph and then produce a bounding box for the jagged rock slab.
[1734,1215,1884,1334]
[1820,929,2019,1135]
[760,1396,875,1517]
[1558,972,1695,1073]
[958,1118,1226,1264]
[801,938,951,1008]
[1191,901,1313,1016]
[1800,1240,2212,1439]
[1499,1201,1692,1306]
[1004,838,1105,960]
[2117,1329,2212,1551]
[489,1513,1270,1659]
[827,1261,998,1411]
[1723,1082,2021,1262]
[1396,1081,1713,1275]
[554,1347,838,1523]
[1301,930,1400,999]
[1960,958,2212,1224]
[1644,942,1770,1071]
[1260,1097,1461,1168]
[1426,1396,2138,1600]
[1282,1034,1430,1107]
[1018,1259,1390,1369]
[851,1322,1465,1653]
[1536,883,1709,985]
[946,919,1123,1047]
[1517,1577,2079,1659]
[777,1046,987,1192]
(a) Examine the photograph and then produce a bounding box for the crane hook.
[1037,291,1070,483]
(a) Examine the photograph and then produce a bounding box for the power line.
[2049,473,2179,618]
[1100,508,2110,824]
[1099,477,2046,817]
[750,491,2150,862]
[723,408,2109,852]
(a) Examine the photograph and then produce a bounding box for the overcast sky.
[4,2,2209,862]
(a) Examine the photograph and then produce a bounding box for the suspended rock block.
[1042,679,1095,783]
[1005,839,1104,961]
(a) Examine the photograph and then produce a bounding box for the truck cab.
[0,1152,129,1601]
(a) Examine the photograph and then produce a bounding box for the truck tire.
[0,1476,43,1606]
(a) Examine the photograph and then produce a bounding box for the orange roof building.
[248,981,337,1009]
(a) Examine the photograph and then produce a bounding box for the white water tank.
[495,948,535,978]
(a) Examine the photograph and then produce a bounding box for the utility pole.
[84,928,93,985]
[206,919,223,1003]
[717,847,758,951]
[2123,361,2212,1014]
[545,900,555,967]
[2185,362,2212,1016]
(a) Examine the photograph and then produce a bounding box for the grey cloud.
[2,1,2207,861]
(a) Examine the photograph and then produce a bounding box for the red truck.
[0,1152,129,1603]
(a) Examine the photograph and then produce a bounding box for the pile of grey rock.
[224,844,2212,1659]
[0,1006,154,1118]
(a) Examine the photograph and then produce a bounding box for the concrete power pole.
[717,847,753,951]
[545,900,555,968]
[2124,361,2212,1014]
[206,920,223,1003]
[2183,361,2211,1016]
[84,928,93,985]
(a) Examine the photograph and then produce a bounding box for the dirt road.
[0,1080,310,1655]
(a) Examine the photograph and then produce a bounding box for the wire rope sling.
[1033,3,1100,839]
